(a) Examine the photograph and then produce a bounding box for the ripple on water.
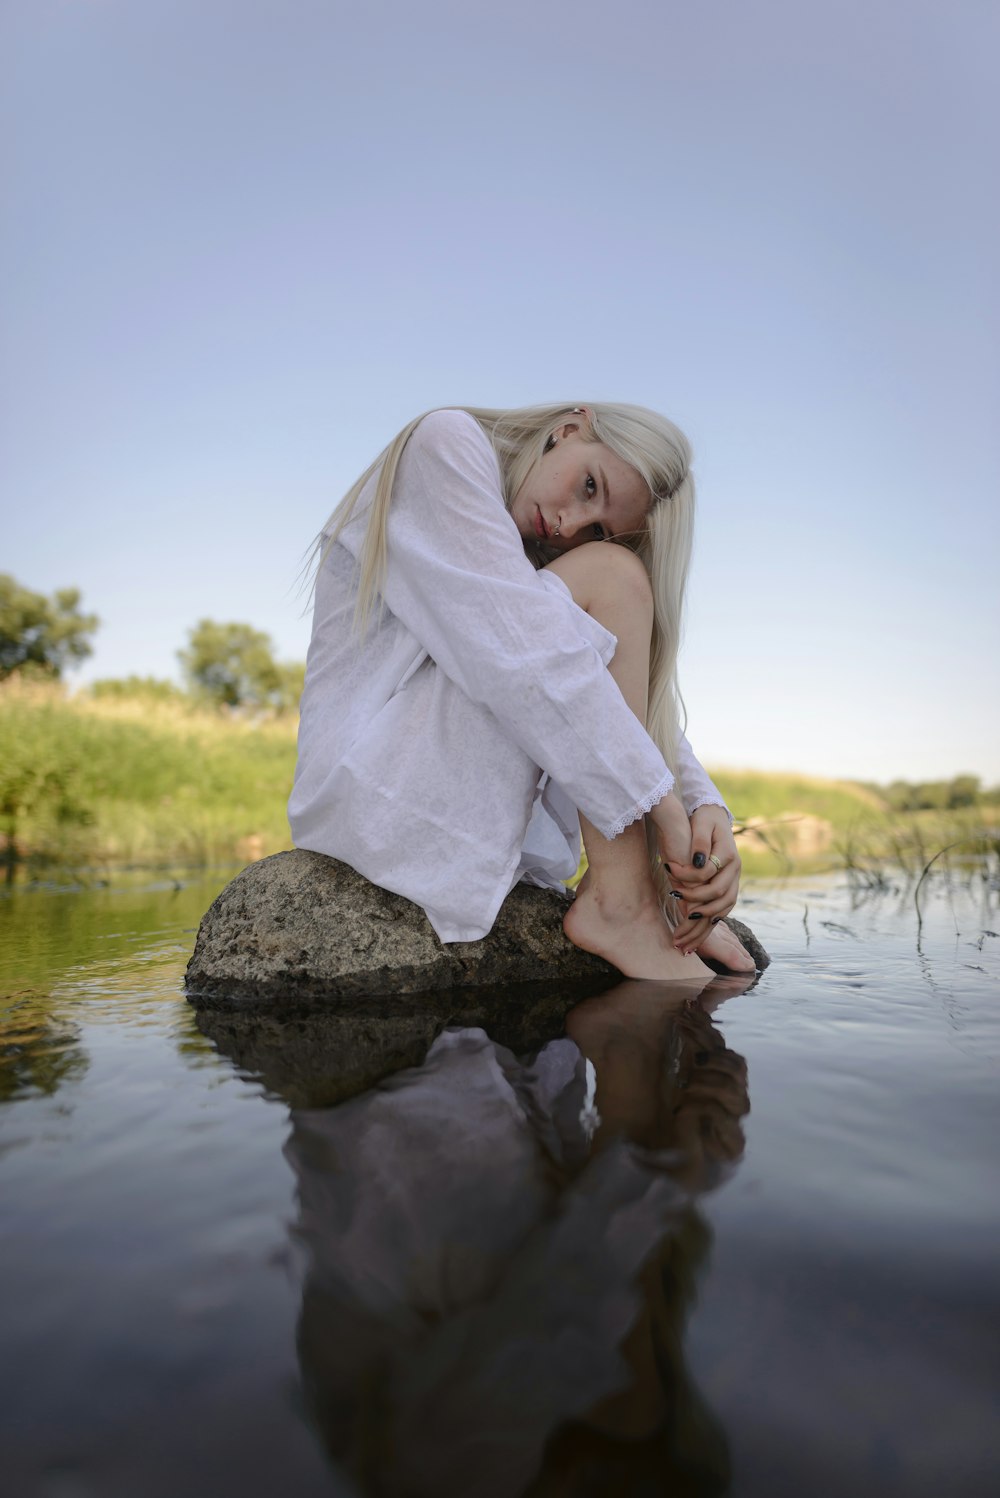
[0,868,998,1497]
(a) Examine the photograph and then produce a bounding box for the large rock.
[185,849,769,1015]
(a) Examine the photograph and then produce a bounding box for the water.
[1,868,998,1497]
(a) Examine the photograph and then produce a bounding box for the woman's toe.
[697,923,756,973]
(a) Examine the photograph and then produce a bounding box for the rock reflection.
[285,976,753,1496]
[195,976,615,1109]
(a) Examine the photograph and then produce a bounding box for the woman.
[289,403,752,979]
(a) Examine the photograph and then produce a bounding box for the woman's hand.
[665,804,742,954]
[649,791,694,870]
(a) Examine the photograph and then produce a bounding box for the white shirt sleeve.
[335,409,674,841]
[673,730,733,821]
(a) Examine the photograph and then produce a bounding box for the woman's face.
[510,421,651,551]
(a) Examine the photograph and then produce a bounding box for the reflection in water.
[194,974,619,1110]
[0,872,232,1109]
[285,978,753,1496]
[3,873,997,1494]
[0,991,88,1102]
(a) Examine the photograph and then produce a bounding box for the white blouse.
[288,410,728,942]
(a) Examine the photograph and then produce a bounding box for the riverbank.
[1,681,994,876]
[1,680,295,867]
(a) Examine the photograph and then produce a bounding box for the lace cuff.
[686,794,734,827]
[604,771,675,840]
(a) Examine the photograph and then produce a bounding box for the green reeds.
[1,679,296,869]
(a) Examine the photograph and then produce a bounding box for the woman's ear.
[550,413,589,447]
[544,408,590,454]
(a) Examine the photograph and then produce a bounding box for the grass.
[711,769,884,825]
[0,679,297,868]
[1,679,994,878]
[710,768,881,875]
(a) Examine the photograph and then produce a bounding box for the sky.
[2,0,998,784]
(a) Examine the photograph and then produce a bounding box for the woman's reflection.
[284,974,753,1497]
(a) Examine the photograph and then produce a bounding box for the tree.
[0,574,99,680]
[274,659,306,713]
[914,781,951,810]
[947,774,981,809]
[178,619,303,710]
[885,779,917,812]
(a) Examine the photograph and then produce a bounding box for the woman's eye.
[585,474,597,496]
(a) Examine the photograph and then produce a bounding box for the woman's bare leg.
[545,544,712,983]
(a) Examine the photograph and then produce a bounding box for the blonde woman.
[289,404,753,979]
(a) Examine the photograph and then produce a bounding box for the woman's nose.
[557,502,587,539]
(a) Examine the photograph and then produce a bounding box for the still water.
[1,867,998,1498]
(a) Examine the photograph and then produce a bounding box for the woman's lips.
[534,507,550,541]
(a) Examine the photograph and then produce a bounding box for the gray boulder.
[185,848,769,1014]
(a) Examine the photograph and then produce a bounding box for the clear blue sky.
[3,0,998,783]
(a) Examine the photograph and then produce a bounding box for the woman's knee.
[546,542,652,617]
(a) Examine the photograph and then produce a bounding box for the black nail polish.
[690,911,704,919]
[693,852,706,869]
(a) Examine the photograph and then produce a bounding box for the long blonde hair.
[315,402,695,885]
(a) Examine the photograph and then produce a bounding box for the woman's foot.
[696,922,756,973]
[564,879,713,983]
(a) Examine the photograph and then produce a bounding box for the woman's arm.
[648,733,741,946]
[335,409,675,841]
[673,730,731,819]
[669,776,742,952]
